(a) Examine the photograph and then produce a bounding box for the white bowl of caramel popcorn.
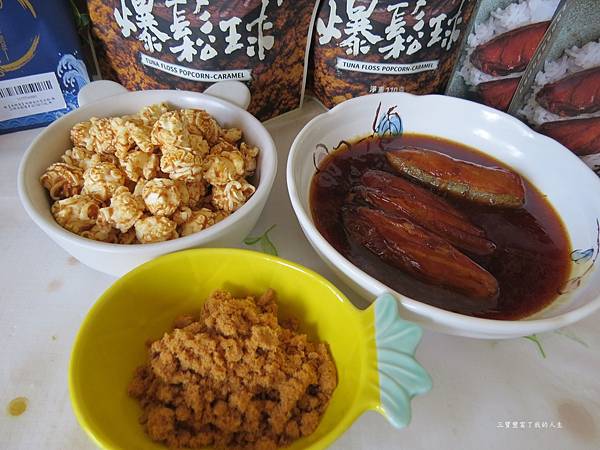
[18,81,276,276]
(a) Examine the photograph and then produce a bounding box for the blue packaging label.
[0,0,90,134]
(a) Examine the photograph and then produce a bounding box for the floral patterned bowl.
[287,92,600,339]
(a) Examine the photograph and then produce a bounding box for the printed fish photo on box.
[511,0,600,169]
[445,0,562,112]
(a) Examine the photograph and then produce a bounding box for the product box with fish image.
[447,0,600,172]
[445,0,563,112]
[509,0,600,171]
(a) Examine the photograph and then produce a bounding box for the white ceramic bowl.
[18,81,276,277]
[287,92,600,339]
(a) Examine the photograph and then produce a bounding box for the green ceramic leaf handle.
[371,293,432,428]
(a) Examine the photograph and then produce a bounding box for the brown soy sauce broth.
[310,133,571,320]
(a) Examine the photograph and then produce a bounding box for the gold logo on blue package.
[0,0,89,133]
[0,0,39,77]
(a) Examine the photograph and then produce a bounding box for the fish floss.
[309,0,478,108]
[0,0,90,134]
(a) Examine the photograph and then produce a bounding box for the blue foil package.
[0,0,90,134]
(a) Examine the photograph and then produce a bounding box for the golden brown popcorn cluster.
[41,104,259,244]
[128,289,337,450]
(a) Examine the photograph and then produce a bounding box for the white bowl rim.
[287,91,600,334]
[17,89,277,254]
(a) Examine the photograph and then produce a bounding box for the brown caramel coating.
[40,163,84,200]
[128,289,337,449]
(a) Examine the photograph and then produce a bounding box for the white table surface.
[1,98,599,450]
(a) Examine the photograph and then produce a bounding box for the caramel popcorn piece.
[173,181,190,207]
[109,116,136,156]
[119,149,159,182]
[171,206,193,225]
[203,151,245,186]
[98,152,120,167]
[142,178,181,217]
[209,138,238,155]
[61,146,96,171]
[82,162,126,202]
[63,147,119,171]
[100,186,145,232]
[178,208,228,237]
[40,163,84,200]
[240,142,259,176]
[181,108,221,145]
[138,103,170,126]
[88,117,119,154]
[188,133,210,157]
[70,121,92,148]
[211,179,255,212]
[80,211,119,243]
[119,228,137,245]
[160,146,204,182]
[127,119,155,153]
[174,180,207,209]
[51,194,101,234]
[151,110,191,148]
[220,127,243,144]
[184,180,207,208]
[61,147,119,171]
[135,216,178,243]
[132,178,147,198]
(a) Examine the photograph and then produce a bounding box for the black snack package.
[310,0,478,109]
[88,0,319,121]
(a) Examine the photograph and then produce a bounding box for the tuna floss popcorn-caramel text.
[310,0,478,108]
[87,0,319,121]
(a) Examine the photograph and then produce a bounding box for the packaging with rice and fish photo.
[510,0,600,172]
[445,0,561,111]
